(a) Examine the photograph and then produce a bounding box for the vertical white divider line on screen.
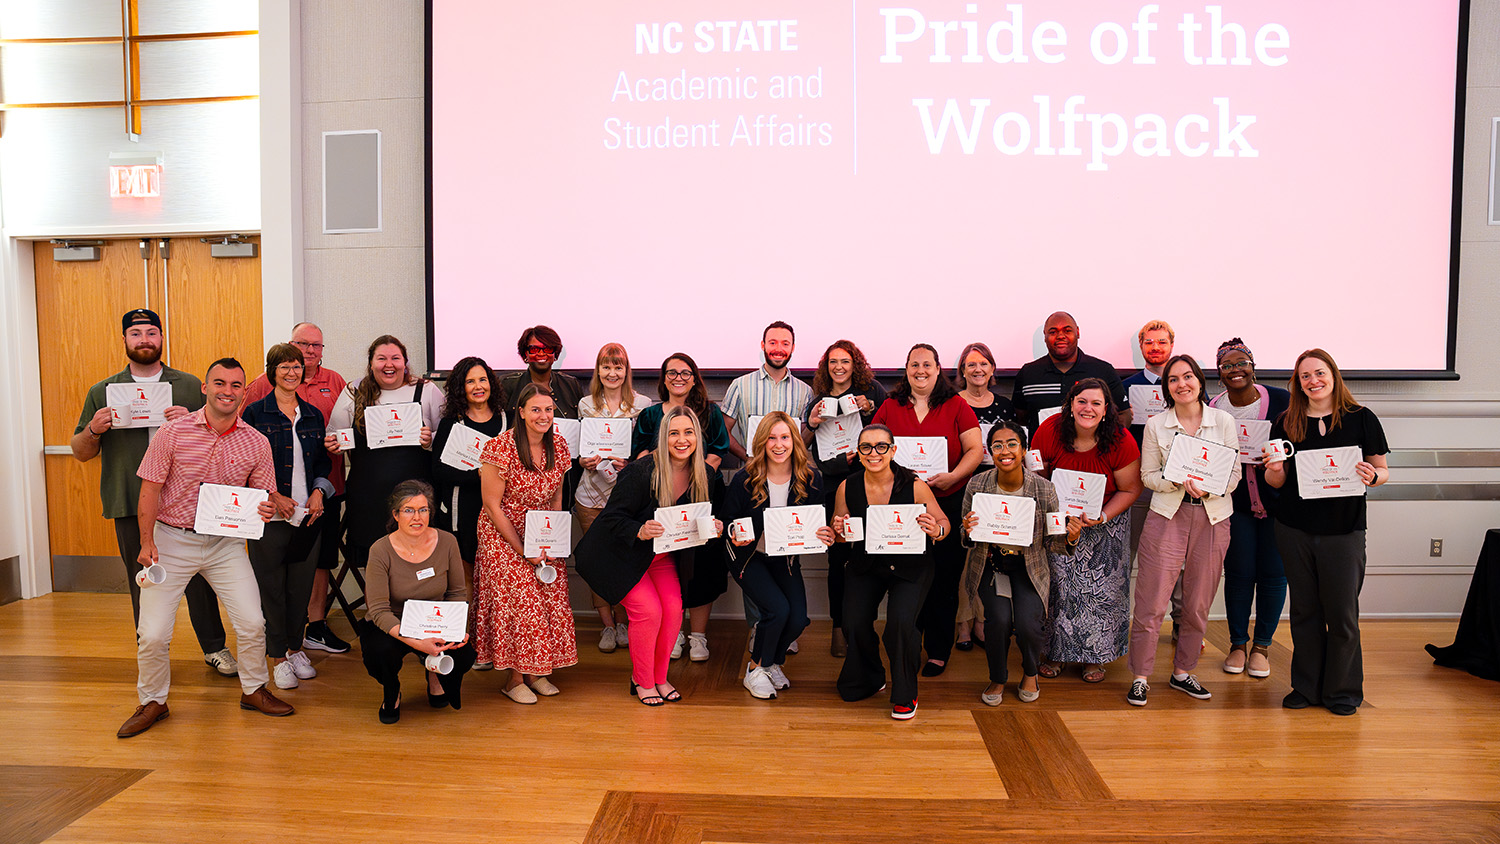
[852,0,859,175]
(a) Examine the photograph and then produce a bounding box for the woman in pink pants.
[1129,355,1242,707]
[574,406,725,705]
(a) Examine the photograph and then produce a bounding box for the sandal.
[630,682,664,707]
[657,684,683,703]
[1038,662,1062,679]
[1081,664,1106,683]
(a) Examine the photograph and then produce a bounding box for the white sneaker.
[616,622,629,648]
[599,625,618,653]
[273,660,299,690]
[786,637,799,655]
[671,632,686,660]
[743,664,777,699]
[688,632,710,662]
[204,648,238,676]
[287,650,317,680]
[765,664,790,690]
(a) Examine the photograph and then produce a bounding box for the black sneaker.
[303,622,351,654]
[1328,703,1358,716]
[1282,690,1312,710]
[1169,674,1212,700]
[1127,679,1149,706]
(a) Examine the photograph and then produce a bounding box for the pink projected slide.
[431,1,1461,373]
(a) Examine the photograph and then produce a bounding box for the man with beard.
[71,309,236,677]
[721,321,813,461]
[1011,311,1127,434]
[1122,320,1176,445]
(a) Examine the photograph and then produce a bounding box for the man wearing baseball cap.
[70,308,237,677]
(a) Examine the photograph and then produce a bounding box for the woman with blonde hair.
[575,343,650,653]
[722,412,836,699]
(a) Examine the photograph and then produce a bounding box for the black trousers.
[1276,523,1366,708]
[838,564,934,707]
[979,567,1046,684]
[826,540,850,629]
[115,516,225,653]
[247,521,321,656]
[359,620,477,706]
[734,557,808,667]
[915,493,965,662]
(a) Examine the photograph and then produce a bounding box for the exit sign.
[110,165,161,198]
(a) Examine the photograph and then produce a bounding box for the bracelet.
[88,425,103,437]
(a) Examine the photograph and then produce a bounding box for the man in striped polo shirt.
[1011,311,1127,434]
[721,320,814,460]
[118,358,295,738]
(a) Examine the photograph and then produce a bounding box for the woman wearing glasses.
[871,344,985,678]
[803,340,886,657]
[833,425,949,720]
[959,422,1066,705]
[473,383,577,704]
[497,325,585,420]
[359,480,475,724]
[1207,339,1290,678]
[954,341,1019,651]
[632,353,733,661]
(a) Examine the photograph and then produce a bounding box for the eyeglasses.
[989,439,1023,451]
[276,363,304,372]
[857,442,893,455]
[291,340,324,350]
[524,344,557,359]
[1220,361,1253,372]
[664,369,693,382]
[399,507,430,517]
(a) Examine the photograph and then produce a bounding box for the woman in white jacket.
[1127,355,1242,707]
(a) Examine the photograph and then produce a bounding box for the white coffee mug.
[424,653,455,675]
[1045,512,1067,535]
[1024,449,1044,471]
[597,458,618,481]
[535,563,558,584]
[135,565,167,587]
[1264,439,1296,463]
[817,397,839,419]
[838,394,861,415]
[334,428,356,451]
[842,516,865,542]
[696,516,718,540]
[109,406,128,427]
[730,517,754,543]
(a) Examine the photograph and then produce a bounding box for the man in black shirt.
[1011,311,1127,432]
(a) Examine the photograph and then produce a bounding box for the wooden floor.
[1,594,1497,843]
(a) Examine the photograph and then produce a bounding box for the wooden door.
[34,236,263,579]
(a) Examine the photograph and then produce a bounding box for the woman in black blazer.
[574,406,725,706]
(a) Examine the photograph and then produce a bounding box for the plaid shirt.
[138,409,276,529]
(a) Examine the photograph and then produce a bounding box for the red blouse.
[871,395,980,498]
[1032,415,1141,498]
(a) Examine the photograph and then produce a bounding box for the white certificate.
[763,505,827,556]
[439,422,491,471]
[523,509,572,557]
[552,418,581,461]
[1052,468,1107,519]
[978,423,995,465]
[970,493,1035,547]
[1037,406,1063,428]
[1295,446,1367,499]
[1129,384,1167,426]
[364,401,422,449]
[815,412,863,460]
[1234,419,1273,464]
[894,436,946,481]
[653,501,713,553]
[192,483,269,540]
[1162,433,1238,497]
[865,504,927,555]
[105,381,171,428]
[398,600,468,642]
[580,417,632,458]
[743,414,767,457]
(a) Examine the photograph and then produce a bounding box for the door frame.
[1,227,282,601]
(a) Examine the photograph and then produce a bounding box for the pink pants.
[1130,505,1230,677]
[619,554,683,686]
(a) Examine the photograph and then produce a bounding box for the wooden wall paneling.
[160,237,262,382]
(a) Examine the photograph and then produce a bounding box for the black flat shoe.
[428,691,449,709]
[378,693,401,724]
[1282,690,1312,710]
[921,660,947,677]
[954,640,974,652]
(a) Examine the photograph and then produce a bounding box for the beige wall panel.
[1468,0,1500,88]
[301,98,425,250]
[301,0,424,103]
[303,246,428,379]
[1460,86,1500,243]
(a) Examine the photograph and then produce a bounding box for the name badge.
[416,567,435,581]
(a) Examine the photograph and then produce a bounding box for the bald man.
[1011,311,1127,432]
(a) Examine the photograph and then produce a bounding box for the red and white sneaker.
[891,699,918,720]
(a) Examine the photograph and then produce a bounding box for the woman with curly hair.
[430,356,507,598]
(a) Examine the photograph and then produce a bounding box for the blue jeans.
[1223,510,1287,647]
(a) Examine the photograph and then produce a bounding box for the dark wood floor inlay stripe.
[972,709,1113,800]
[0,764,150,844]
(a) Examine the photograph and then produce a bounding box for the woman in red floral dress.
[474,383,578,703]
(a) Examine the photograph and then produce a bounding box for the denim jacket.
[241,392,336,500]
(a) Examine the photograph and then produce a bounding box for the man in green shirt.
[70,308,236,676]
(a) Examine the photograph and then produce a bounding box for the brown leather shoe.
[118,701,169,738]
[239,686,295,717]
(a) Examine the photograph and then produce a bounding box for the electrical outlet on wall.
[1430,539,1443,557]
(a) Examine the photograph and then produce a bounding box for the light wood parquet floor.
[1,593,1496,843]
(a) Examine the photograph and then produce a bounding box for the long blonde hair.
[652,405,711,507]
[351,334,418,433]
[1283,348,1361,443]
[588,342,638,416]
[743,411,814,508]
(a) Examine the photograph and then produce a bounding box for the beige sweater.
[365,530,468,634]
